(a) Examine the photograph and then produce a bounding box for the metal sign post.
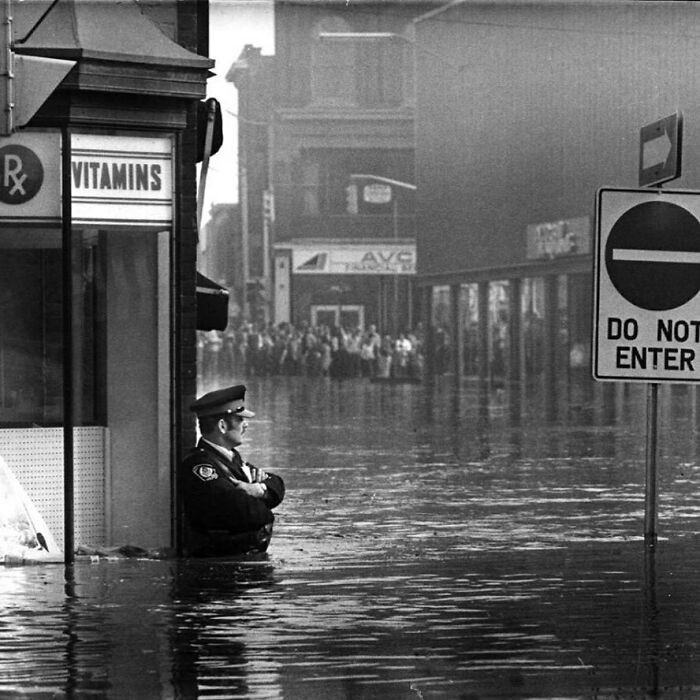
[594,115,685,543]
[639,114,681,543]
[644,382,658,543]
[62,126,74,566]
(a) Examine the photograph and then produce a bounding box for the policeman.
[180,385,285,556]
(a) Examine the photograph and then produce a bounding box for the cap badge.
[193,464,218,482]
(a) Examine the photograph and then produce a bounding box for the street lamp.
[350,174,416,191]
[318,32,401,41]
[351,172,416,240]
[349,173,416,335]
[317,27,461,70]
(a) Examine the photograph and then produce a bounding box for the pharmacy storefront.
[0,131,175,552]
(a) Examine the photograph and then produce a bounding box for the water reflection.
[1,377,700,696]
[171,559,280,698]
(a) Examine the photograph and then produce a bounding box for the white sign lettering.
[291,243,416,275]
[71,134,173,227]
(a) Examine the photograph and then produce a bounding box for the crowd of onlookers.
[198,320,427,383]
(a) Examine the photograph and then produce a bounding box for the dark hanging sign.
[196,272,229,331]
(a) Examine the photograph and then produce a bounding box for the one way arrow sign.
[639,112,682,187]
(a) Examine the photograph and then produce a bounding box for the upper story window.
[311,18,411,108]
[312,18,355,106]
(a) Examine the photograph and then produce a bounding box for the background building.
[258,0,430,334]
[228,44,275,324]
[413,1,700,409]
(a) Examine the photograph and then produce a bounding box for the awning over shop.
[13,0,213,101]
[196,273,229,331]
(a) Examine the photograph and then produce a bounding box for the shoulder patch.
[193,464,219,482]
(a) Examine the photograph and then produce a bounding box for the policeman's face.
[221,414,247,447]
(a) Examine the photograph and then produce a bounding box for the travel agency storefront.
[0,0,211,556]
[273,238,417,334]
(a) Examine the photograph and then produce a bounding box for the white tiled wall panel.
[0,427,106,548]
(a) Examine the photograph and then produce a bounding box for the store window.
[459,283,479,376]
[0,227,102,427]
[556,275,569,386]
[568,273,592,382]
[489,281,510,384]
[431,285,451,375]
[521,277,545,381]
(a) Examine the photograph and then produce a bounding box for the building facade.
[414,1,700,411]
[228,45,275,324]
[0,0,211,554]
[266,0,429,334]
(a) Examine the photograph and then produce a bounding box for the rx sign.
[0,144,44,203]
[593,187,700,383]
[0,132,60,220]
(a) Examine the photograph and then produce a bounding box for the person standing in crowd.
[377,334,394,378]
[360,335,377,377]
[202,329,223,385]
[179,385,285,556]
[393,333,413,377]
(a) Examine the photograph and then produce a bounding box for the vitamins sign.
[593,187,700,383]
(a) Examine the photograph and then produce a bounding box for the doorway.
[311,304,365,330]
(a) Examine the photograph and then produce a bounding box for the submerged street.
[2,376,700,698]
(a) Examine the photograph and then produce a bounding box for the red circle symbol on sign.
[605,201,700,311]
[0,145,44,204]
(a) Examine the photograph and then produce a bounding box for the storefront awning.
[14,0,213,101]
[15,0,212,68]
[196,273,229,332]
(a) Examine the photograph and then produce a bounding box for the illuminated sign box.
[0,132,174,228]
[71,134,173,227]
[292,243,416,275]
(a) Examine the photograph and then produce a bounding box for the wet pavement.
[2,376,700,698]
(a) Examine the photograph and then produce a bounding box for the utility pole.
[1,0,14,135]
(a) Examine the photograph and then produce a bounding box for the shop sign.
[593,187,700,383]
[526,216,590,260]
[71,134,173,227]
[363,183,392,204]
[0,132,173,227]
[0,131,61,222]
[292,243,416,275]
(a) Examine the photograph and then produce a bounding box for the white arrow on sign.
[642,131,672,169]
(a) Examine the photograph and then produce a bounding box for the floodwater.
[2,376,700,698]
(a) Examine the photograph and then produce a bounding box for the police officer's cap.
[190,384,255,418]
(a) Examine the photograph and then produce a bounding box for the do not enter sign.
[605,200,700,311]
[594,187,700,383]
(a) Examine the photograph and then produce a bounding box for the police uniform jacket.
[180,439,285,535]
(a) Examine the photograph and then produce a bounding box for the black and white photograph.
[2,0,700,697]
